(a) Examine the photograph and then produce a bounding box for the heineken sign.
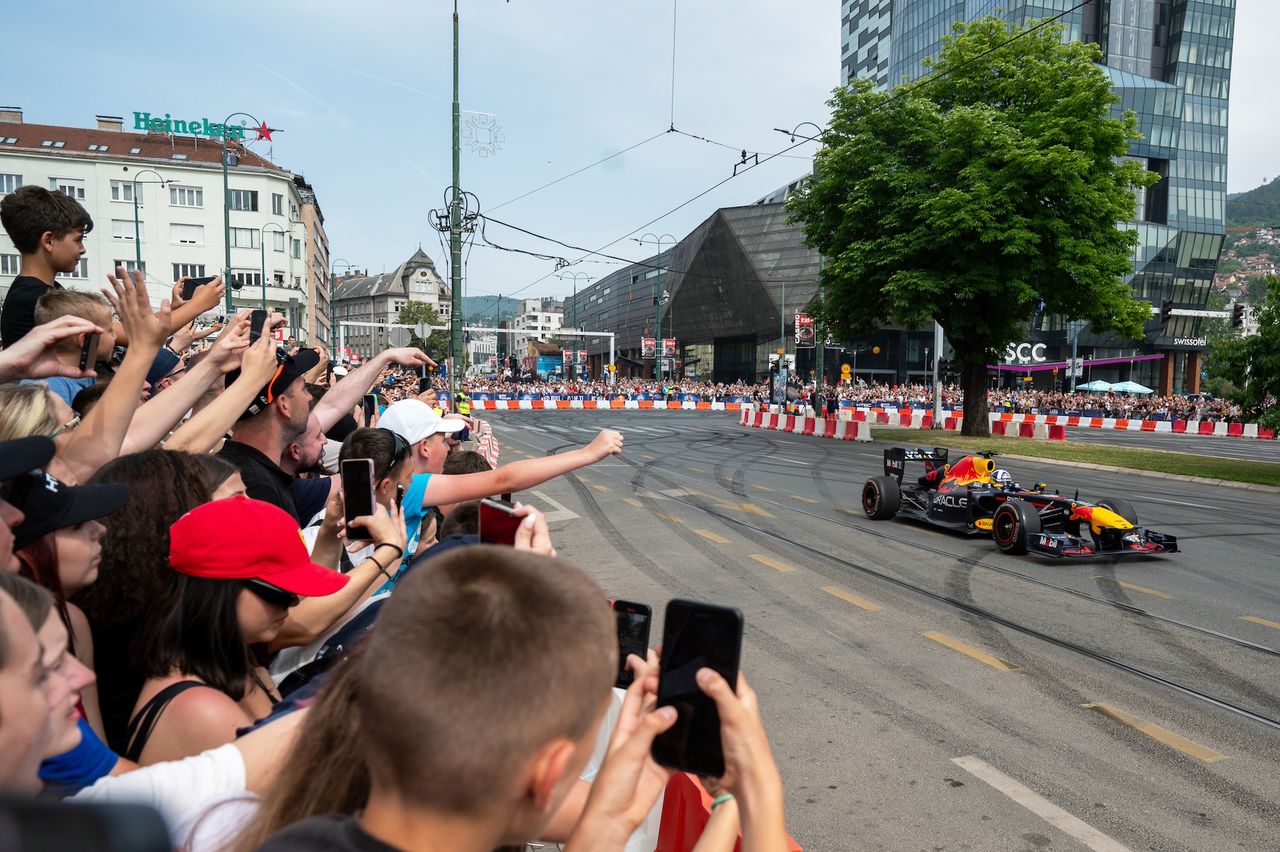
[133,111,247,140]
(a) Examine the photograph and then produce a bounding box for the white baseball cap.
[378,399,466,444]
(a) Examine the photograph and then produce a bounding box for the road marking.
[1092,577,1176,600]
[738,502,775,518]
[640,453,657,461]
[654,511,683,525]
[689,466,707,473]
[821,586,881,612]
[951,756,1133,852]
[750,554,796,573]
[789,494,819,504]
[750,484,774,492]
[622,498,644,508]
[775,456,810,465]
[838,508,861,517]
[923,632,1019,671]
[1241,615,1280,631]
[592,484,610,493]
[1135,495,1216,509]
[576,427,599,434]
[695,529,731,544]
[529,490,580,523]
[1081,703,1227,763]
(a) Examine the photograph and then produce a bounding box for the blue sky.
[8,0,1276,305]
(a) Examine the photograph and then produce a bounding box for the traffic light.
[1159,299,1173,326]
[1231,302,1246,328]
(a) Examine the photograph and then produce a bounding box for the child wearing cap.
[125,497,349,766]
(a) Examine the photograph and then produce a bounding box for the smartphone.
[249,309,269,344]
[613,600,653,690]
[651,599,745,777]
[395,483,406,511]
[362,393,379,424]
[181,275,217,301]
[340,458,376,536]
[478,497,522,546]
[79,333,99,372]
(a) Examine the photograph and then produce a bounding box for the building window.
[170,223,204,245]
[57,259,89,279]
[170,185,203,208]
[229,269,262,289]
[40,140,66,148]
[1,254,19,276]
[0,174,20,195]
[173,263,206,280]
[272,193,284,216]
[291,239,301,259]
[1,138,17,145]
[129,147,141,154]
[171,154,188,161]
[109,181,135,203]
[273,271,285,286]
[228,189,258,211]
[114,259,146,275]
[111,220,139,241]
[293,275,301,289]
[272,232,286,252]
[230,227,260,249]
[88,143,109,152]
[49,178,85,200]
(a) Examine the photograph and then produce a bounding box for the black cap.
[0,437,55,483]
[228,347,321,420]
[9,472,130,550]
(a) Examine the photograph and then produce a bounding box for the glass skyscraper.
[839,0,1236,393]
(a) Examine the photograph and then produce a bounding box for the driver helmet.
[992,469,1013,487]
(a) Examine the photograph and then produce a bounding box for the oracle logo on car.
[1004,342,1047,364]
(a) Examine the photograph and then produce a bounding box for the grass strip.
[869,428,1280,487]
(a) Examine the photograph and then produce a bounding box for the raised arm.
[421,429,622,508]
[164,324,277,454]
[312,347,434,432]
[0,315,103,383]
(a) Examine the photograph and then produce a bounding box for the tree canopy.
[396,301,449,356]
[787,17,1155,435]
[1212,276,1280,428]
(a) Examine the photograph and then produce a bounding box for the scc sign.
[1004,342,1048,364]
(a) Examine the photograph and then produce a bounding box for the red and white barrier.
[739,406,870,442]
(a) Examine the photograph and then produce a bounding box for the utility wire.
[489,131,667,212]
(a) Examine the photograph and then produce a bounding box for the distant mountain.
[460,295,518,324]
[1226,178,1280,228]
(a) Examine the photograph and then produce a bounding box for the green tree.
[1215,276,1280,428]
[396,301,449,356]
[787,17,1155,435]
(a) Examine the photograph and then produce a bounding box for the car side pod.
[862,476,901,520]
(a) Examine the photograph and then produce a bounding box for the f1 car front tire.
[1096,497,1138,526]
[992,500,1042,555]
[862,476,900,520]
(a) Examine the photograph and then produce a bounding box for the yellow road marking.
[1082,703,1227,763]
[1241,615,1280,631]
[838,508,861,517]
[695,529,731,545]
[789,494,818,504]
[923,632,1019,672]
[750,554,795,573]
[654,511,683,525]
[821,586,881,612]
[1092,577,1176,600]
[690,466,706,473]
[751,484,774,492]
[592,484,610,493]
[622,498,644,508]
[641,453,656,461]
[738,502,775,518]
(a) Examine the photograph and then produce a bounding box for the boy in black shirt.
[0,186,91,348]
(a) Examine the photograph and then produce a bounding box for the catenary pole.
[449,0,464,402]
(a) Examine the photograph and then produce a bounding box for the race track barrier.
[740,406,870,442]
[657,772,802,852]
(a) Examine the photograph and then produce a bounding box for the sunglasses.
[49,414,81,439]
[241,578,301,609]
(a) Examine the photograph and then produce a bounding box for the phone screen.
[478,498,522,546]
[651,599,744,777]
[181,275,216,301]
[362,393,378,424]
[249,309,269,344]
[341,458,376,535]
[79,333,99,372]
[613,600,652,689]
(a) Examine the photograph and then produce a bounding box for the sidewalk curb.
[990,452,1280,494]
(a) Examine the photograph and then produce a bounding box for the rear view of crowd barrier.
[471,397,745,411]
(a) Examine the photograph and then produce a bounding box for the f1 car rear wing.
[882,447,949,484]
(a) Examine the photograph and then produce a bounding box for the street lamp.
[220,111,262,313]
[637,233,675,382]
[126,168,168,273]
[330,257,357,357]
[557,270,591,379]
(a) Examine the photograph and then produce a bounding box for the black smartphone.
[78,333,99,372]
[613,599,653,690]
[181,275,217,301]
[651,599,745,777]
[395,483,406,511]
[341,458,376,536]
[249,309,269,344]
[478,497,522,546]
[362,393,378,423]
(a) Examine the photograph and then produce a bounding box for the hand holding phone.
[79,333,100,372]
[248,309,269,344]
[613,600,652,689]
[181,275,217,302]
[478,497,522,546]
[651,599,744,777]
[341,458,376,538]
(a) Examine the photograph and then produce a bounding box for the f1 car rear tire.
[1096,497,1138,526]
[862,476,900,520]
[992,500,1042,555]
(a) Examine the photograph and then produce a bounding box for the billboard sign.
[794,314,815,348]
[641,338,656,358]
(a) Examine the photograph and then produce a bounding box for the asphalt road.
[1061,427,1280,462]
[484,409,1280,851]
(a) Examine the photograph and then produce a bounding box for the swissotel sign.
[133,111,246,141]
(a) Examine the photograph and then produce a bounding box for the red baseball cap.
[169,496,349,597]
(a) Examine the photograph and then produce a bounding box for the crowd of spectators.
[0,184,792,851]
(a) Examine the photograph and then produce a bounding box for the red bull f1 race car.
[861,447,1178,558]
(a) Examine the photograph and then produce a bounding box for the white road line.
[774,457,811,466]
[1135,495,1216,509]
[528,490,580,523]
[951,756,1132,852]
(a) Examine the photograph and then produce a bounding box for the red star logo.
[254,121,276,141]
